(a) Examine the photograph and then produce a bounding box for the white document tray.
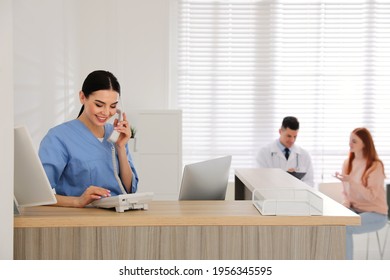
[91,192,154,213]
[252,188,323,216]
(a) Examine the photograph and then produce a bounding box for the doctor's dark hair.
[281,116,299,131]
[77,70,121,117]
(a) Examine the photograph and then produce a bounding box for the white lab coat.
[256,140,314,187]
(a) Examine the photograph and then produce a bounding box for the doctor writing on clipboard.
[256,116,314,187]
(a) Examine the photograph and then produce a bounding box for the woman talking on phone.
[334,127,388,259]
[39,70,138,207]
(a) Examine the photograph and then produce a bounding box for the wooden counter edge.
[14,208,360,228]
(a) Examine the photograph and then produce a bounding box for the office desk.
[234,168,360,259]
[14,199,359,260]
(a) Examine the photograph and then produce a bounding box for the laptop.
[91,192,154,213]
[178,155,232,200]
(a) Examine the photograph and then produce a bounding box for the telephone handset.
[107,108,127,194]
[108,109,122,144]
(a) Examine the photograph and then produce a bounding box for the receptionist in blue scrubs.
[39,70,138,207]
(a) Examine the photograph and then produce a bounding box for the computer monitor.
[14,126,57,212]
[178,155,232,200]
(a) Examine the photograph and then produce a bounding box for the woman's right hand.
[77,186,111,207]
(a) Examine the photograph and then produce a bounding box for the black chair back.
[387,184,390,219]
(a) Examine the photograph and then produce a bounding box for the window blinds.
[175,0,390,185]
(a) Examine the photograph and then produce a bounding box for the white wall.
[0,0,14,260]
[14,0,82,146]
[78,0,170,112]
[14,0,171,147]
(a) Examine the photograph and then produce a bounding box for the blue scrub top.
[38,119,138,196]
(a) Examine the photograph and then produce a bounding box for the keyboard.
[91,192,154,213]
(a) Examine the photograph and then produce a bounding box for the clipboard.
[287,171,306,180]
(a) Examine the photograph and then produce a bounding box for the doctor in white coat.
[256,116,314,187]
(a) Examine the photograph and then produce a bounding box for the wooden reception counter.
[14,198,359,260]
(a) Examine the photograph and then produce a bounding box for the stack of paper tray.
[252,188,323,216]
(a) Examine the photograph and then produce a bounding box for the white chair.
[379,184,390,259]
[318,182,382,259]
[379,220,390,260]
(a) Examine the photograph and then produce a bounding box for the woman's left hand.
[113,112,132,148]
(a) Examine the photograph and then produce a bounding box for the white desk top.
[236,168,309,190]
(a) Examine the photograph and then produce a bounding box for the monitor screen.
[178,155,232,200]
[14,126,57,208]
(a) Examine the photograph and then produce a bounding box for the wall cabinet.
[131,110,182,200]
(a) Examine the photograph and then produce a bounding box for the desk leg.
[235,175,252,200]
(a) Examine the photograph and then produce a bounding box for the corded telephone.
[108,109,122,144]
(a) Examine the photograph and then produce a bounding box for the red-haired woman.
[335,127,388,259]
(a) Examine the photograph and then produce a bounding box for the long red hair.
[346,127,385,186]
